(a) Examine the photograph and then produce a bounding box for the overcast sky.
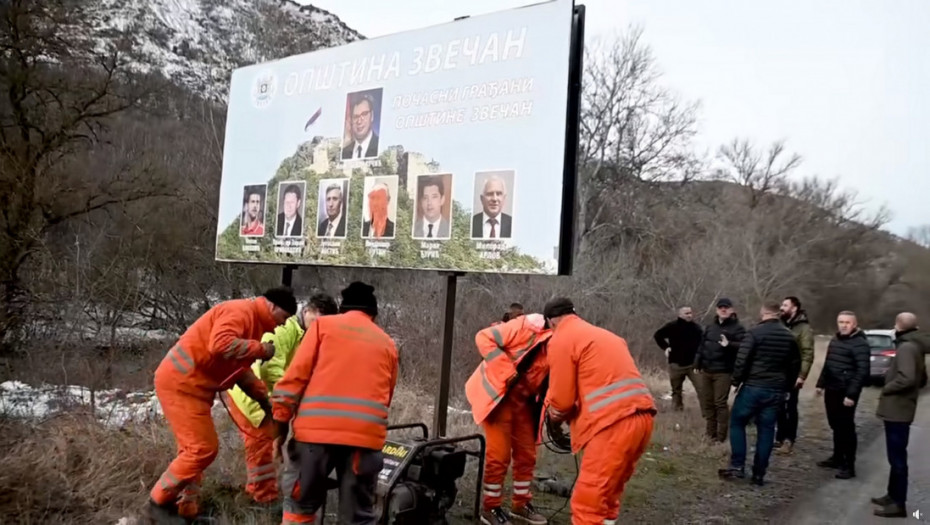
[304,0,929,237]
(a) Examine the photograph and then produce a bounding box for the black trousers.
[824,389,857,468]
[281,440,384,524]
[776,385,800,443]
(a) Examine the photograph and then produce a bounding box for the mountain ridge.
[84,0,363,101]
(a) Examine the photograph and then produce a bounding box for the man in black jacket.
[814,310,871,479]
[719,301,800,486]
[654,306,704,411]
[695,298,747,442]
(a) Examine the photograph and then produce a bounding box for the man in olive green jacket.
[223,293,337,504]
[775,296,815,454]
[872,312,929,518]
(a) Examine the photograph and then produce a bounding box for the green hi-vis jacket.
[227,315,305,427]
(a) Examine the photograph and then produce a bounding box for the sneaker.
[480,507,513,525]
[773,441,783,449]
[816,457,842,469]
[511,502,547,525]
[871,495,894,506]
[873,503,907,518]
[750,474,764,486]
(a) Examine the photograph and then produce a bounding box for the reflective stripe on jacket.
[271,310,398,450]
[227,315,305,427]
[546,314,656,453]
[154,297,279,400]
[465,314,552,425]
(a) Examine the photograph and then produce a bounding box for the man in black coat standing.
[719,300,800,486]
[654,306,704,411]
[814,310,871,479]
[695,297,747,442]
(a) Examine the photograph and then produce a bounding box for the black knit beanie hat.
[262,287,298,315]
[339,281,378,317]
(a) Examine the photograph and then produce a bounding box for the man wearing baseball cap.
[694,297,747,442]
[543,297,656,525]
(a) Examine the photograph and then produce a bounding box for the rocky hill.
[84,0,363,101]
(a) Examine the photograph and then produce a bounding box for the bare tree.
[908,225,930,248]
[0,0,173,344]
[576,26,702,255]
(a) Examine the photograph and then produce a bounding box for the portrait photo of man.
[239,184,267,237]
[316,178,349,239]
[471,170,515,240]
[361,176,398,239]
[412,174,453,240]
[275,181,306,238]
[341,88,383,161]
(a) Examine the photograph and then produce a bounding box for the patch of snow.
[0,380,164,429]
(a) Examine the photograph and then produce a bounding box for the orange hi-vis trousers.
[149,381,219,519]
[222,392,279,503]
[481,395,538,510]
[571,411,655,525]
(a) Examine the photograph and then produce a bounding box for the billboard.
[214,0,577,275]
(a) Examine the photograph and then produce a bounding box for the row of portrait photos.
[238,171,516,242]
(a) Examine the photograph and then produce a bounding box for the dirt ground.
[439,336,888,525]
[0,336,896,524]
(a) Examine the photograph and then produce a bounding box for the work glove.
[261,341,275,360]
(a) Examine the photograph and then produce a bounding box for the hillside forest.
[1,0,929,400]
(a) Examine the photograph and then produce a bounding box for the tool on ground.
[315,422,484,524]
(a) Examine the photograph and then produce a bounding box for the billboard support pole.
[433,271,463,438]
[281,264,297,287]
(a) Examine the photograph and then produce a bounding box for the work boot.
[143,499,186,525]
[873,503,907,518]
[775,440,794,455]
[511,502,547,525]
[480,507,513,525]
[835,467,856,479]
[750,474,764,487]
[816,456,842,469]
[717,467,745,480]
[872,495,894,506]
[773,440,783,449]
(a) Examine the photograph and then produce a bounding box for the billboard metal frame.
[228,1,585,439]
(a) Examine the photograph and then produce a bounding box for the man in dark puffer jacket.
[695,298,747,442]
[815,311,870,480]
[718,301,800,486]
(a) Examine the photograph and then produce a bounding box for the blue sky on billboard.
[306,0,930,236]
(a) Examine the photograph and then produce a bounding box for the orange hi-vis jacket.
[154,297,279,400]
[465,313,552,426]
[271,310,399,450]
[546,314,656,453]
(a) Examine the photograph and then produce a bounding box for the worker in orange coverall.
[145,287,297,524]
[542,298,657,525]
[222,294,339,506]
[466,313,552,525]
[271,281,399,524]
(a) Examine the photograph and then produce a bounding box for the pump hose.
[540,412,578,520]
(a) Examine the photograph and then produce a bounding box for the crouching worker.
[146,288,298,523]
[223,294,338,505]
[271,282,399,524]
[466,313,552,525]
[543,298,657,525]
